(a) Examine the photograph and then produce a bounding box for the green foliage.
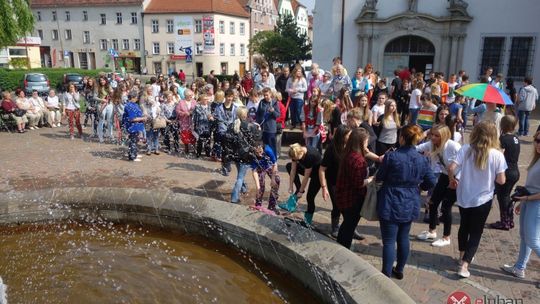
[248,14,312,64]
[0,68,107,91]
[0,0,35,48]
[9,58,30,69]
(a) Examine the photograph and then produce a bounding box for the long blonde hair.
[233,106,248,133]
[430,124,452,156]
[529,130,540,169]
[468,121,500,170]
[383,99,401,128]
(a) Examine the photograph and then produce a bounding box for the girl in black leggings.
[287,144,322,225]
[320,125,352,236]
[490,115,520,230]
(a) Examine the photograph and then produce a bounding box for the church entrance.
[383,35,435,77]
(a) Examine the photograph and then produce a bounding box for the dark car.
[63,73,84,92]
[23,73,50,95]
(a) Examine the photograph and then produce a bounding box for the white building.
[313,0,540,83]
[31,0,145,72]
[275,0,308,35]
[143,0,250,77]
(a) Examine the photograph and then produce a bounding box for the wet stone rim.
[0,188,414,304]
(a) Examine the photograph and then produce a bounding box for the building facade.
[242,0,279,37]
[143,0,250,77]
[313,0,540,83]
[31,0,145,72]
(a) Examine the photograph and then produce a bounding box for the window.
[195,43,203,55]
[100,39,108,50]
[52,30,58,40]
[37,30,43,40]
[230,43,235,56]
[239,23,245,35]
[507,37,534,80]
[65,11,70,21]
[100,14,106,25]
[229,22,235,34]
[219,21,225,34]
[64,29,72,40]
[152,20,159,33]
[116,12,122,24]
[167,19,174,33]
[9,48,27,56]
[167,42,175,54]
[134,39,140,50]
[195,20,202,33]
[122,39,129,50]
[240,43,245,56]
[153,42,160,54]
[52,11,57,21]
[131,12,138,24]
[479,37,505,76]
[37,11,41,22]
[83,31,90,44]
[219,43,225,56]
[83,11,88,21]
[112,39,119,50]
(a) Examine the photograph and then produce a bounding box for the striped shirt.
[418,105,437,130]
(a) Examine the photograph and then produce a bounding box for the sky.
[300,0,315,14]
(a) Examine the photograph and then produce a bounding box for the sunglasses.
[534,138,540,144]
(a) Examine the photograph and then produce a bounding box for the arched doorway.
[383,35,435,77]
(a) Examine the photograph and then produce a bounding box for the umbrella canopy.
[455,83,513,105]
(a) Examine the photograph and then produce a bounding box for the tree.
[0,0,35,49]
[248,13,311,64]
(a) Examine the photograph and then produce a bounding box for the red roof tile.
[145,0,249,18]
[31,0,142,8]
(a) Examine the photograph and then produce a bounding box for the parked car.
[23,73,50,95]
[63,73,84,92]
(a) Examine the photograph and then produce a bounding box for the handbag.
[361,178,381,221]
[13,109,27,117]
[152,116,167,129]
[180,130,197,145]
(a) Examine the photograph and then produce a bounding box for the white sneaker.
[136,155,142,159]
[432,238,451,247]
[35,126,40,129]
[458,268,470,278]
[57,123,61,127]
[416,231,437,240]
[29,126,35,130]
[133,158,142,162]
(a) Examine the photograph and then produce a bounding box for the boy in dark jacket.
[256,87,281,156]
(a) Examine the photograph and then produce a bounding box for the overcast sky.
[300,0,315,14]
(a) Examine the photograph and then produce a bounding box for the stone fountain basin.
[0,188,414,304]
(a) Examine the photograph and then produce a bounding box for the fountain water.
[0,187,415,304]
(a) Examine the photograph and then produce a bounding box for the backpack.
[224,122,258,163]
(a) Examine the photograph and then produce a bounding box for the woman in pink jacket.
[175,89,197,155]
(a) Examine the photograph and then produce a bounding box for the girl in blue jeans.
[376,125,436,279]
[502,131,540,287]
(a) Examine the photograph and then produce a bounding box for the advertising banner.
[202,15,215,54]
[175,16,194,62]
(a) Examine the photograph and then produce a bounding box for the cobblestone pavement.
[1,117,539,303]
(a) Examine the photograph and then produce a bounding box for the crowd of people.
[1,58,539,285]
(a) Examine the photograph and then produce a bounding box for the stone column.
[455,34,466,72]
[439,34,451,76]
[449,34,459,74]
[358,34,369,66]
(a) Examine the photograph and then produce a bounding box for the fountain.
[0,187,414,304]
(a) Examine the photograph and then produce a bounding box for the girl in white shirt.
[409,81,423,125]
[416,125,461,247]
[448,121,507,278]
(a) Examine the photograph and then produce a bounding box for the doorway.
[383,35,435,77]
[196,62,203,77]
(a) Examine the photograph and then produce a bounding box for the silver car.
[23,73,50,95]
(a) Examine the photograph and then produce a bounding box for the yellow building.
[0,37,42,69]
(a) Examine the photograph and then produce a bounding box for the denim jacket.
[376,146,436,222]
[214,102,238,134]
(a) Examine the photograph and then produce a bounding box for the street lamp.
[245,4,253,72]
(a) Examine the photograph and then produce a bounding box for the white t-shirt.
[46,96,60,109]
[447,82,458,104]
[371,103,385,119]
[452,145,507,208]
[409,88,422,109]
[416,139,461,174]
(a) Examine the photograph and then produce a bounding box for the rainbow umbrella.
[455,83,513,105]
